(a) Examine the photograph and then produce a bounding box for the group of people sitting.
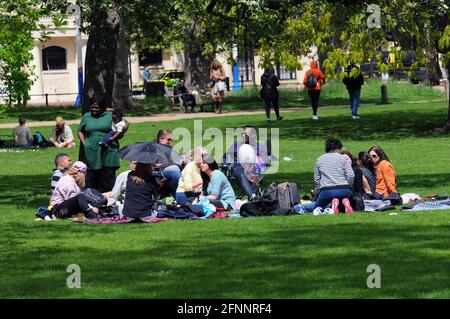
[43,120,270,220]
[294,138,397,214]
[37,93,397,220]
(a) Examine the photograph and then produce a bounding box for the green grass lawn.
[1,99,450,298]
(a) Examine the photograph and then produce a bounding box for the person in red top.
[303,60,326,120]
[368,145,397,197]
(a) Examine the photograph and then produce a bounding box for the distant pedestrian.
[210,59,226,114]
[342,64,364,119]
[303,60,326,120]
[260,67,283,123]
[143,66,152,95]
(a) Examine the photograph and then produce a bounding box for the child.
[99,108,126,146]
[50,153,72,195]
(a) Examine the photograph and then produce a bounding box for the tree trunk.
[82,2,119,115]
[447,64,450,127]
[183,27,214,90]
[112,24,140,110]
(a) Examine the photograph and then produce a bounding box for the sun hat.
[72,161,87,174]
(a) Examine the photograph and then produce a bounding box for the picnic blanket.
[72,211,229,224]
[73,216,172,224]
[402,199,450,212]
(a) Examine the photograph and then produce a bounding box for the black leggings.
[264,98,280,119]
[308,90,321,115]
[53,194,90,218]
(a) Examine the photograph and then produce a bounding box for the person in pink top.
[50,161,100,218]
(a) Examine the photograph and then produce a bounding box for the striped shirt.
[314,152,355,191]
[50,169,65,194]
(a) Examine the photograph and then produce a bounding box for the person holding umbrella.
[118,142,160,219]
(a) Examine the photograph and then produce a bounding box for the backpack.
[305,71,318,88]
[265,182,301,209]
[33,131,49,147]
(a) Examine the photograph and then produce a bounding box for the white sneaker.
[313,207,323,215]
[323,208,334,215]
[312,115,319,120]
[352,115,360,119]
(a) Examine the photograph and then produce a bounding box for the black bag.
[181,202,205,217]
[240,199,280,217]
[350,193,365,212]
[79,188,107,207]
[385,192,403,206]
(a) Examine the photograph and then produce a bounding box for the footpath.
[0,98,446,129]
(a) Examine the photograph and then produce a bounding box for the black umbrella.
[118,142,158,164]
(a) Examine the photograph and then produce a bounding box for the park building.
[0,14,317,106]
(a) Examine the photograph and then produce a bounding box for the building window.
[139,49,163,66]
[42,46,67,71]
[238,46,254,82]
[276,64,297,80]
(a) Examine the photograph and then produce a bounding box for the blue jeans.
[302,188,351,212]
[232,164,258,197]
[349,89,360,116]
[176,192,201,205]
[162,165,181,197]
[101,131,115,145]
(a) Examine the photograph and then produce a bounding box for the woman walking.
[303,60,326,120]
[260,67,283,123]
[210,59,226,114]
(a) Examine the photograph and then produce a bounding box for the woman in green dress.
[77,96,121,192]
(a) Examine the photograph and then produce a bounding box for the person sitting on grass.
[222,125,270,200]
[175,147,207,205]
[122,162,160,219]
[342,151,371,196]
[195,154,236,211]
[50,161,101,219]
[357,151,376,194]
[368,145,397,198]
[13,117,33,148]
[293,138,354,214]
[154,129,182,198]
[50,153,72,195]
[99,108,127,146]
[49,116,75,148]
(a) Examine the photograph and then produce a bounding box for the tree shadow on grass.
[251,108,449,141]
[0,174,49,209]
[1,220,449,298]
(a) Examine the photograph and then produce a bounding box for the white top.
[107,170,131,206]
[112,119,126,132]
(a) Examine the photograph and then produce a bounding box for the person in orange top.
[368,146,397,197]
[303,60,326,120]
